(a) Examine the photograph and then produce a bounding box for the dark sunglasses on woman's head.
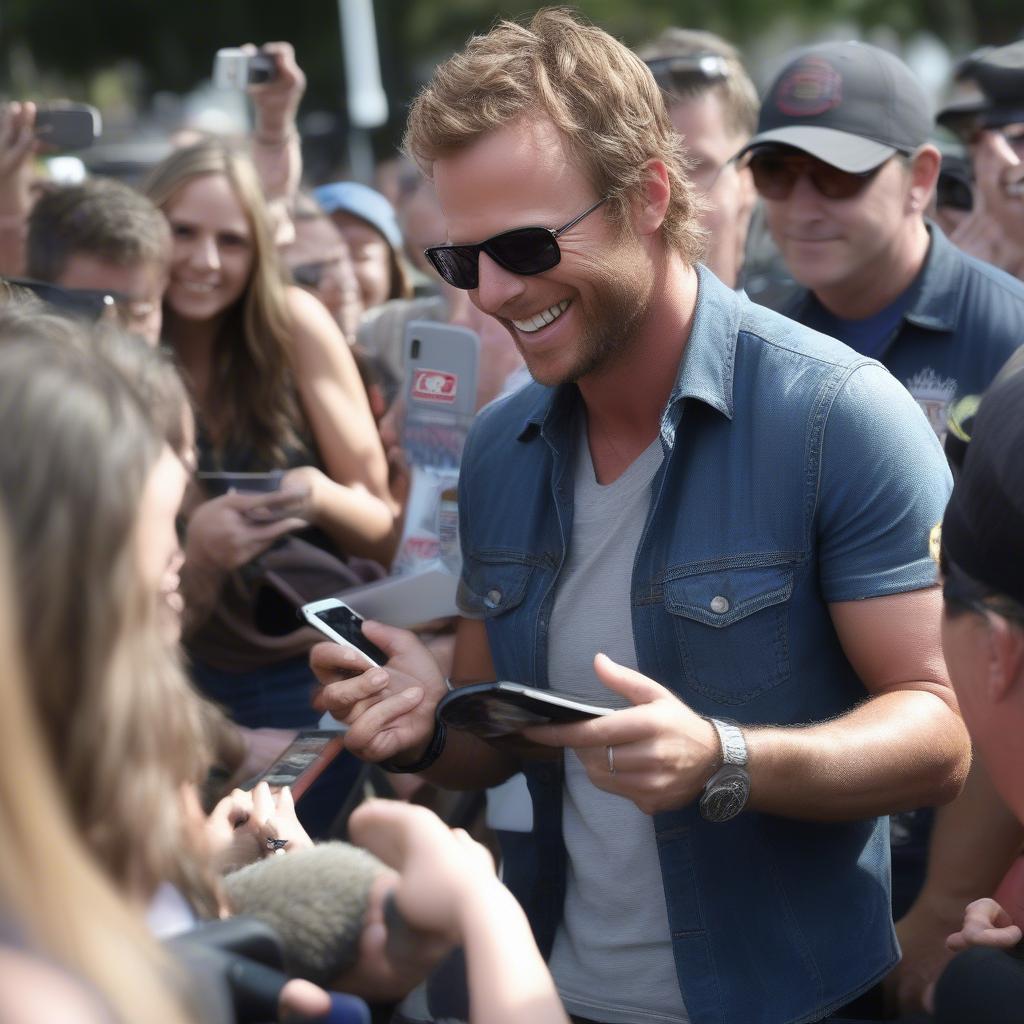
[424,196,609,291]
[745,146,889,202]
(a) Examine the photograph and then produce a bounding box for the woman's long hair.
[144,139,302,467]
[0,497,194,1023]
[0,322,211,902]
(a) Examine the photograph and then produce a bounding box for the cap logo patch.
[775,57,843,117]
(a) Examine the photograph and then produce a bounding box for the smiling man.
[311,12,970,1024]
[743,41,1024,442]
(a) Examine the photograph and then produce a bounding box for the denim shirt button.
[710,595,730,614]
[484,588,502,609]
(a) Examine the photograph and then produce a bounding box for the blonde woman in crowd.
[144,140,397,726]
[0,510,196,1024]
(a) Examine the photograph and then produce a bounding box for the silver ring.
[606,745,616,775]
[265,837,288,853]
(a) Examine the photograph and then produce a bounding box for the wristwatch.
[698,718,750,822]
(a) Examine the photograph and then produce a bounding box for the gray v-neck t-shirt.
[547,419,689,1024]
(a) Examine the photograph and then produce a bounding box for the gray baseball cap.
[738,41,932,172]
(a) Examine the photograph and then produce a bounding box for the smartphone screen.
[309,603,388,666]
[247,730,345,798]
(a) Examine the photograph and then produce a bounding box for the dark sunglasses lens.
[292,262,325,288]
[748,154,796,200]
[812,164,873,200]
[487,228,560,276]
[749,151,873,201]
[426,246,479,290]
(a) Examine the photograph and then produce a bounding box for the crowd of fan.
[0,12,1023,1024]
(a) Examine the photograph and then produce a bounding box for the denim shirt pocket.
[458,551,542,683]
[457,551,536,618]
[663,561,794,706]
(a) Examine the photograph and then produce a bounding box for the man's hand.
[184,490,308,573]
[311,622,448,764]
[524,653,720,815]
[946,898,1023,952]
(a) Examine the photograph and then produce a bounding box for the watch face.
[699,765,750,822]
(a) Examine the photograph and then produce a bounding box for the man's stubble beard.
[512,249,654,388]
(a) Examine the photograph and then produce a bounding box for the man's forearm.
[745,689,970,820]
[419,727,522,791]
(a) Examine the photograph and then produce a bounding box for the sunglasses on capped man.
[424,196,609,291]
[745,145,891,201]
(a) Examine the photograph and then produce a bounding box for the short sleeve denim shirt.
[457,267,952,1024]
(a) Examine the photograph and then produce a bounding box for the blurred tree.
[2,0,1020,155]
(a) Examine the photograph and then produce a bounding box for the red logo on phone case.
[411,368,458,403]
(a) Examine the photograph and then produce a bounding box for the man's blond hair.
[404,8,705,263]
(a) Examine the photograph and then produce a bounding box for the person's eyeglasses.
[424,196,609,291]
[291,260,333,289]
[5,276,120,322]
[746,147,888,201]
[645,54,730,95]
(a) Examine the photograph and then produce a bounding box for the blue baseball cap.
[313,181,403,251]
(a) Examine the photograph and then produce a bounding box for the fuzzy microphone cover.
[223,841,386,985]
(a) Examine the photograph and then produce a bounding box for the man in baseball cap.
[742,40,1023,442]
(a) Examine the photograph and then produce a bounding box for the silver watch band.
[708,717,748,769]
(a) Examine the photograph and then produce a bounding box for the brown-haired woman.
[144,140,397,726]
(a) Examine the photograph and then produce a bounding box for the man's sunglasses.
[746,146,888,201]
[645,54,730,95]
[424,196,609,291]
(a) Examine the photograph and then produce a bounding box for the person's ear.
[908,144,941,214]
[982,612,1024,703]
[632,159,671,238]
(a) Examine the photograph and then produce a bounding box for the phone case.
[438,681,612,738]
[248,730,345,799]
[402,320,479,469]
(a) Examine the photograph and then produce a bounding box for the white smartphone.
[300,597,387,667]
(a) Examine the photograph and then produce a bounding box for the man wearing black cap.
[928,363,1024,1023]
[741,41,1024,442]
[937,39,1024,281]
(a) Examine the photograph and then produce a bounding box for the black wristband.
[379,717,447,774]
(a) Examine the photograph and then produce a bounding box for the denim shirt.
[788,224,1024,442]
[456,268,952,1024]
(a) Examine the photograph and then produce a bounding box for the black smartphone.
[196,470,283,498]
[35,103,102,150]
[300,598,387,667]
[437,681,612,738]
